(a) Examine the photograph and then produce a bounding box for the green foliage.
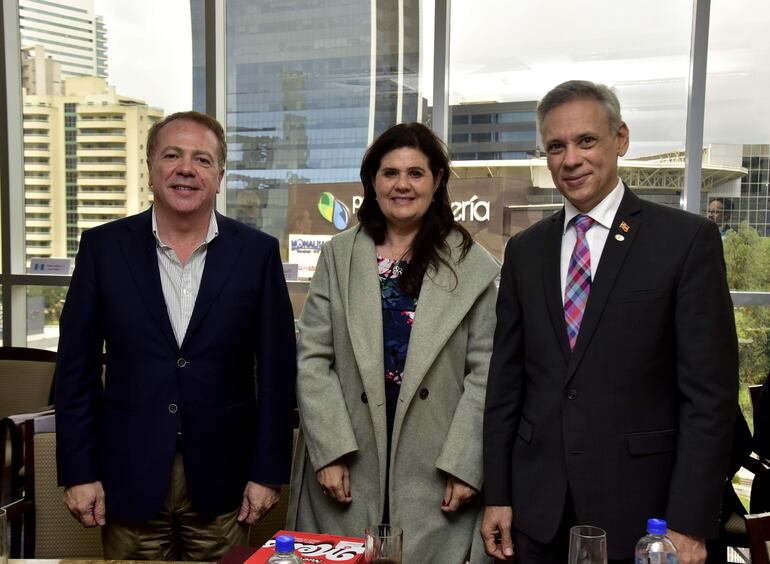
[723,222,770,291]
[722,222,770,419]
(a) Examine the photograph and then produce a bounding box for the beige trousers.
[102,447,249,560]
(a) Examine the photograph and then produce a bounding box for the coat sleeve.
[251,237,298,485]
[483,239,526,506]
[665,220,738,538]
[55,230,105,487]
[435,280,497,490]
[296,245,359,472]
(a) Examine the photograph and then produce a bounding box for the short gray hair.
[537,80,623,133]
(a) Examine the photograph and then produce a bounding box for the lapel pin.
[619,221,630,233]
[615,234,625,242]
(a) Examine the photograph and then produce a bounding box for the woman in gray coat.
[287,123,498,563]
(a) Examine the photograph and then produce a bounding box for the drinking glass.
[0,508,7,564]
[364,524,403,564]
[568,525,608,564]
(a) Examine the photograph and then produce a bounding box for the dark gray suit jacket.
[483,187,738,558]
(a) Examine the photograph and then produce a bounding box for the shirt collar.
[563,178,624,233]
[151,207,219,248]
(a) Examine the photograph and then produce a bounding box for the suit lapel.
[119,209,178,352]
[181,213,243,349]
[543,209,571,362]
[566,186,642,381]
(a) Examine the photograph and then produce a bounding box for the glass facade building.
[192,0,422,244]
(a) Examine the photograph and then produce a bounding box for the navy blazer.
[55,208,297,521]
[484,187,738,558]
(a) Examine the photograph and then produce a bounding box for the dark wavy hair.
[357,122,472,296]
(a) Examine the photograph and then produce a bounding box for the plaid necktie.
[564,214,595,350]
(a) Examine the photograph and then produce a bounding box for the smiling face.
[148,118,224,220]
[541,97,629,212]
[373,147,442,235]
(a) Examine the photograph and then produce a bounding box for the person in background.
[287,122,498,563]
[481,80,738,564]
[55,111,297,560]
[708,197,735,237]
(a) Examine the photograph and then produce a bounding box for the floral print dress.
[378,255,418,522]
[378,255,417,440]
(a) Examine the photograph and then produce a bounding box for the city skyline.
[92,0,769,161]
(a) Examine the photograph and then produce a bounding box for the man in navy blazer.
[55,111,297,560]
[481,81,738,563]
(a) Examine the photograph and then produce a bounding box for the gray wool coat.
[287,226,498,564]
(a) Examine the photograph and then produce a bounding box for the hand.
[237,481,280,525]
[316,460,352,503]
[441,474,477,513]
[480,505,514,560]
[667,529,706,564]
[63,481,106,527]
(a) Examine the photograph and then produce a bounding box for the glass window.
[14,0,192,348]
[218,0,431,272]
[448,0,693,260]
[702,2,770,291]
[19,0,192,268]
[470,113,492,124]
[470,132,491,143]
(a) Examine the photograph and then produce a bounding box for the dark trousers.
[512,492,633,564]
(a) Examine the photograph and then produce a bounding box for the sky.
[95,0,193,114]
[95,0,770,158]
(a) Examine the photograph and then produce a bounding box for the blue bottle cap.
[647,518,668,535]
[275,535,295,552]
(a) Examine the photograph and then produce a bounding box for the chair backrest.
[26,413,103,558]
[0,348,56,421]
[746,512,770,564]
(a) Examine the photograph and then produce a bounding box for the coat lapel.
[345,230,387,409]
[118,209,178,352]
[181,213,243,349]
[399,235,499,410]
[543,209,571,362]
[566,186,642,382]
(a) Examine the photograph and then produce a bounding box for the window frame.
[0,0,765,346]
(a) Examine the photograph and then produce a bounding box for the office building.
[732,144,770,234]
[23,70,162,259]
[191,0,421,241]
[449,100,538,161]
[19,0,107,78]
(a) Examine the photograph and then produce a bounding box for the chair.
[0,347,56,420]
[3,412,103,558]
[0,347,56,508]
[745,512,770,564]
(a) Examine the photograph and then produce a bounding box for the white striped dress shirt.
[152,208,219,347]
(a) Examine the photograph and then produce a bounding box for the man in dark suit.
[481,81,737,564]
[55,111,297,560]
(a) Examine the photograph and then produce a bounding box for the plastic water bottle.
[635,518,679,564]
[266,535,303,564]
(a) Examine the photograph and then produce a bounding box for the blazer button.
[177,358,187,367]
[361,392,368,404]
[567,389,579,400]
[168,403,178,414]
[419,388,429,400]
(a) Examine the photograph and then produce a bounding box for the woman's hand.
[316,460,353,503]
[441,474,477,512]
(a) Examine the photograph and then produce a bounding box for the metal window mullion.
[206,0,226,212]
[2,0,30,345]
[682,0,710,213]
[432,0,450,141]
